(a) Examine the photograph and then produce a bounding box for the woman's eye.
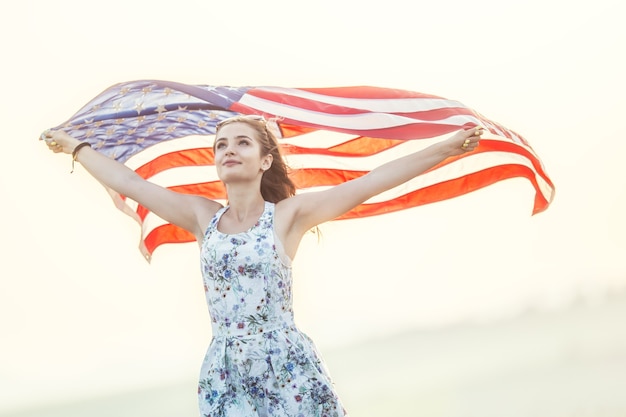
[239,140,249,146]
[216,143,226,149]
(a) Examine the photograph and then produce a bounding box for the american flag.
[47,80,555,261]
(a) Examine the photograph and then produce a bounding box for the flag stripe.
[298,86,451,100]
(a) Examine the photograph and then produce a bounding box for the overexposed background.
[1,0,625,416]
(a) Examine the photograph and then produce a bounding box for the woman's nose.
[220,141,234,155]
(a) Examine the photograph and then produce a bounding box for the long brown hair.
[214,116,296,203]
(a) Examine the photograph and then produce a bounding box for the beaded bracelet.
[71,142,91,173]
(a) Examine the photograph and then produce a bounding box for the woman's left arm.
[287,126,483,234]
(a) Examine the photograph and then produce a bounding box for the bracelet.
[71,142,91,173]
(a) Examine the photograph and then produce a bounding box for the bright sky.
[1,0,625,413]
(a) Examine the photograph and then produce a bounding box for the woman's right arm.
[43,130,220,240]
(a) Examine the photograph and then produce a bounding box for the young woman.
[43,116,482,417]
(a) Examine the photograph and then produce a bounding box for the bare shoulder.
[274,195,313,260]
[189,195,224,240]
[274,196,300,228]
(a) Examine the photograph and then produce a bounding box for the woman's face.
[214,122,272,182]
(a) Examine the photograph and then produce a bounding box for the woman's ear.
[261,154,273,171]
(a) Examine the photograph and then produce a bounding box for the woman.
[43,116,482,417]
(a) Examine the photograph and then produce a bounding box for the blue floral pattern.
[199,202,347,417]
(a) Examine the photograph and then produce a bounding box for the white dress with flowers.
[198,202,347,417]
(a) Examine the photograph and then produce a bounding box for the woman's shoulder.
[192,196,225,239]
[272,195,313,261]
[273,196,296,217]
[273,196,302,233]
[192,195,223,215]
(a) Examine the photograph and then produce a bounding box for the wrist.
[431,141,454,159]
[71,142,91,173]
[72,142,91,158]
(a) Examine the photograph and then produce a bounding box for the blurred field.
[4,291,626,417]
[329,291,626,417]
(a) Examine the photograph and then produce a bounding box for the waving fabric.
[46,80,554,261]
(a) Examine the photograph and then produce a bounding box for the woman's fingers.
[41,129,65,153]
[460,126,483,152]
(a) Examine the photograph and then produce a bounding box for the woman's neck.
[224,185,265,222]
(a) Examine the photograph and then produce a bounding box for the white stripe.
[124,134,213,171]
[124,197,138,213]
[239,94,483,131]
[147,165,221,186]
[257,87,467,113]
[141,212,167,240]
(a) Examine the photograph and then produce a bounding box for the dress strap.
[203,206,228,239]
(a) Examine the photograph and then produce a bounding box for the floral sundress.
[198,202,347,417]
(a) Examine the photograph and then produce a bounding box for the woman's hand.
[40,129,81,155]
[442,126,484,157]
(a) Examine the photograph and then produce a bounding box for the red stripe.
[262,86,447,100]
[291,168,366,188]
[392,107,477,121]
[276,123,318,138]
[144,224,196,256]
[324,137,404,155]
[283,137,405,157]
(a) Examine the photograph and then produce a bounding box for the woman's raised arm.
[283,126,483,239]
[42,130,220,240]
